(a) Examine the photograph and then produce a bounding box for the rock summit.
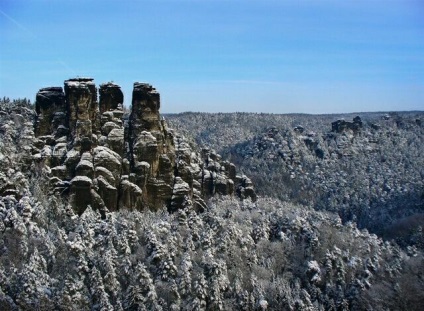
[33,78,256,214]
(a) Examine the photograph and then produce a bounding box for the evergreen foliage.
[0,100,423,309]
[168,112,424,246]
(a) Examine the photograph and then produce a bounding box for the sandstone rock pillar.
[33,77,256,215]
[129,83,175,210]
[34,87,66,137]
[99,82,124,114]
[64,78,99,151]
[99,83,125,156]
[130,82,162,134]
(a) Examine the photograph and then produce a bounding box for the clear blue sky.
[1,0,423,113]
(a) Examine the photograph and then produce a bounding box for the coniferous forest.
[1,95,423,310]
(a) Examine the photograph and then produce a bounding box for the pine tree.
[124,263,161,311]
[15,248,54,310]
[89,266,113,311]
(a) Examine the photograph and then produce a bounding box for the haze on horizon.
[1,0,423,114]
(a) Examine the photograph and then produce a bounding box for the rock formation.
[33,78,256,215]
[331,116,363,133]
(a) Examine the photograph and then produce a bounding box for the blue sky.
[1,0,423,113]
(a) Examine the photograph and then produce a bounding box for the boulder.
[236,175,257,201]
[51,165,67,180]
[75,160,94,178]
[170,177,191,211]
[96,175,118,212]
[93,146,122,182]
[215,174,232,195]
[95,166,116,185]
[107,128,124,155]
[51,143,67,166]
[145,178,173,211]
[64,148,81,179]
[119,178,143,210]
[101,121,120,136]
[70,176,93,214]
[133,131,158,166]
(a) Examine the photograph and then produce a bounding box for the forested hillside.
[168,112,424,247]
[0,98,423,310]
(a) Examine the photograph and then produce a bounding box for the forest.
[0,97,423,310]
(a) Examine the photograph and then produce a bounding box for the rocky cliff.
[33,78,256,215]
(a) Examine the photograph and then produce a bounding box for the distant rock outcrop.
[33,78,256,214]
[331,116,363,133]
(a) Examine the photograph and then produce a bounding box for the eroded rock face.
[33,78,256,214]
[34,87,66,137]
[331,116,363,133]
[99,82,124,114]
[64,78,99,152]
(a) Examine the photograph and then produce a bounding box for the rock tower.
[33,78,256,214]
